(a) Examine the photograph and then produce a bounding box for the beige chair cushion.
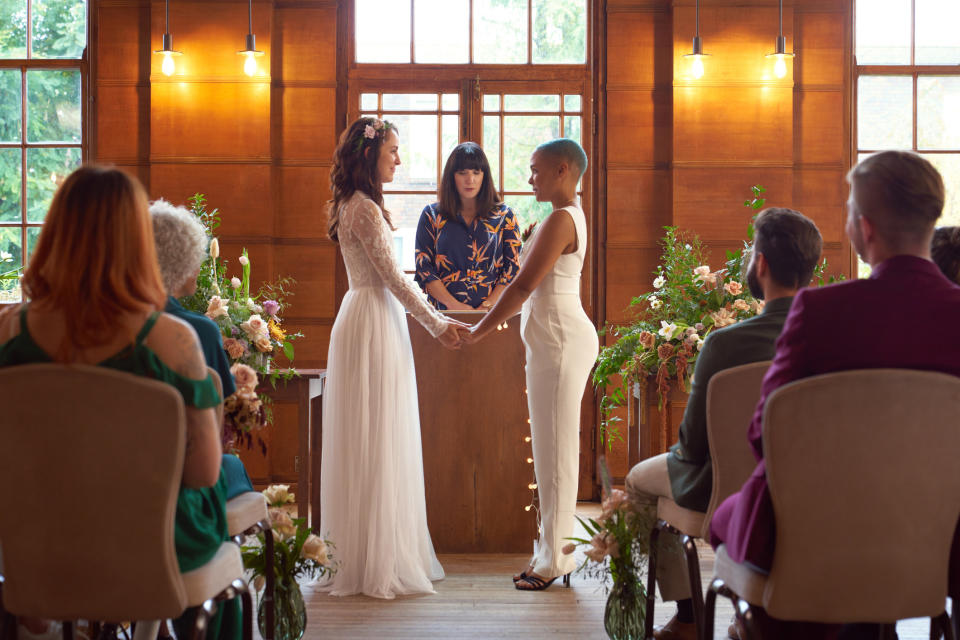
[181,542,245,607]
[226,491,269,537]
[714,544,767,605]
[657,497,705,538]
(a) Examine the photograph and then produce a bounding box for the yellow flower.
[269,318,287,342]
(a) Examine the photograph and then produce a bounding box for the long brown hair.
[22,165,167,361]
[327,117,397,242]
[436,142,501,221]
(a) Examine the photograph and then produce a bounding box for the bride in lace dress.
[318,117,465,599]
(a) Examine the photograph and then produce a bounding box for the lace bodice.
[338,192,447,338]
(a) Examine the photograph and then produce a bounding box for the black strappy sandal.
[514,572,571,591]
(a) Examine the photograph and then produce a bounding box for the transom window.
[0,0,87,302]
[354,0,587,65]
[855,0,960,276]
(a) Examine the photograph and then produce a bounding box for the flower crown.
[353,118,393,152]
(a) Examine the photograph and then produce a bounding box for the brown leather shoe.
[653,615,697,640]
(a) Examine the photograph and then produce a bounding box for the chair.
[644,360,771,640]
[0,364,252,640]
[703,369,960,639]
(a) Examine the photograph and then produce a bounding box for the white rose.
[241,314,269,339]
[231,277,241,289]
[693,265,711,277]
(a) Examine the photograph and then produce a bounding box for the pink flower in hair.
[363,125,377,139]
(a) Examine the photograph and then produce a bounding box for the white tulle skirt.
[317,286,444,599]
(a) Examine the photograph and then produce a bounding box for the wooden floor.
[285,504,938,640]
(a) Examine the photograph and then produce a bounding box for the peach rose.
[710,308,737,328]
[269,508,296,540]
[223,338,245,359]
[724,281,743,296]
[600,488,629,521]
[639,331,656,350]
[230,363,258,393]
[732,299,750,312]
[206,295,228,319]
[254,336,273,353]
[301,534,329,565]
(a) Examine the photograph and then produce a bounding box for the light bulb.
[528,483,538,490]
[691,55,704,79]
[774,55,787,79]
[243,51,257,77]
[161,51,175,76]
[524,436,531,443]
[524,505,532,512]
[526,457,534,464]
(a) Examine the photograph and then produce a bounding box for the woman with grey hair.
[149,199,237,398]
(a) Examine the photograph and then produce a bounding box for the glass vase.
[258,577,307,640]
[604,575,646,640]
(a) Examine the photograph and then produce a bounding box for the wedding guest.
[626,208,822,640]
[464,139,598,591]
[0,166,239,640]
[150,199,236,399]
[710,150,960,639]
[415,142,522,310]
[931,226,960,284]
[150,199,254,501]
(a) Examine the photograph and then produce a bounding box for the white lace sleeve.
[346,198,448,338]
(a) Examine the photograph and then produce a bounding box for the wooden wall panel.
[149,164,274,237]
[278,88,338,161]
[95,85,145,160]
[792,168,848,245]
[605,247,661,323]
[607,90,672,166]
[150,83,271,159]
[275,166,332,238]
[796,91,845,165]
[606,169,672,244]
[96,5,148,82]
[272,243,338,320]
[276,7,338,83]
[673,86,794,163]
[797,11,846,87]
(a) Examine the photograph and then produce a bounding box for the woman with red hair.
[0,165,238,640]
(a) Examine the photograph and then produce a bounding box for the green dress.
[0,307,240,640]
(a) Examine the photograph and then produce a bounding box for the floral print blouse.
[414,203,522,309]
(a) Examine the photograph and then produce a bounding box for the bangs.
[450,146,486,173]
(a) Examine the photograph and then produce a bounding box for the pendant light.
[682,0,709,79]
[766,0,795,79]
[153,0,181,77]
[238,0,264,77]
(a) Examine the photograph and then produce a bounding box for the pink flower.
[363,124,376,139]
[732,299,750,312]
[724,281,743,296]
[585,531,620,562]
[372,119,384,130]
[240,314,268,339]
[710,308,737,328]
[600,488,629,521]
[262,299,280,317]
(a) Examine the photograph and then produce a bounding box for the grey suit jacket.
[665,295,792,512]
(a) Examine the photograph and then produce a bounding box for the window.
[354,0,587,65]
[855,0,960,275]
[0,0,87,302]
[349,0,590,274]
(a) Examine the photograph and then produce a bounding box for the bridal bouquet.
[178,194,303,452]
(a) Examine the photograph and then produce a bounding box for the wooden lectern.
[407,311,539,553]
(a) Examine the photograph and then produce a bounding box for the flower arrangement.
[563,460,657,639]
[593,186,842,448]
[240,485,335,639]
[354,118,393,151]
[178,194,303,452]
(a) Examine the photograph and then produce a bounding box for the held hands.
[437,320,472,350]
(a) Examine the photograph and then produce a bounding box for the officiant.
[414,142,522,311]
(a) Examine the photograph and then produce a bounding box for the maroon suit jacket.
[710,255,960,571]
